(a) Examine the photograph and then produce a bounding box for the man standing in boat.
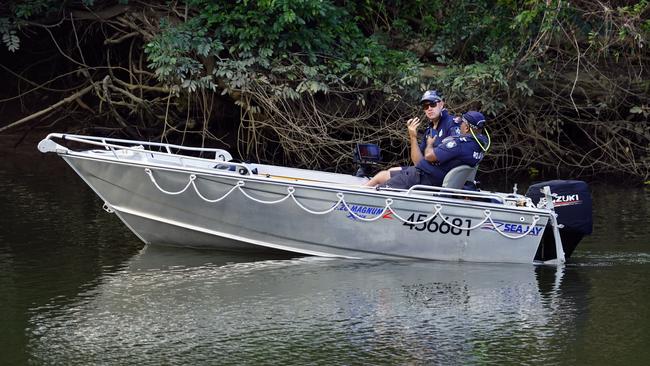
[365,111,489,189]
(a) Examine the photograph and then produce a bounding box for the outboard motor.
[353,143,382,177]
[526,180,592,261]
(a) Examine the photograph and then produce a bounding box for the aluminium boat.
[37,133,592,264]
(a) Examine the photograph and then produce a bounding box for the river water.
[1,141,649,365]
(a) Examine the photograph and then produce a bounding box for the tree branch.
[0,85,94,133]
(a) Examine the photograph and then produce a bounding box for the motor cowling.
[526,180,592,260]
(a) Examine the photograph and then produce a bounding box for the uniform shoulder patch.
[445,140,457,149]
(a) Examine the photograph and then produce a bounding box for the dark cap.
[462,111,486,129]
[420,90,443,104]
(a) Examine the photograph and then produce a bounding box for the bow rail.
[37,133,241,171]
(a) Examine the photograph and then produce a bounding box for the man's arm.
[426,137,460,164]
[423,136,437,162]
[407,118,423,164]
[410,134,424,164]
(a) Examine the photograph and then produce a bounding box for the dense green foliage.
[1,0,127,50]
[144,1,420,99]
[1,0,649,180]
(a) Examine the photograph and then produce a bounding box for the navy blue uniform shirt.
[415,133,487,186]
[418,109,460,153]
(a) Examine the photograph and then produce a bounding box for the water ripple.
[25,252,586,365]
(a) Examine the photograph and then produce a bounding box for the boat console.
[353,143,382,177]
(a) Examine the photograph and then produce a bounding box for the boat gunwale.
[59,150,554,218]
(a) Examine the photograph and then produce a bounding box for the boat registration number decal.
[402,214,471,236]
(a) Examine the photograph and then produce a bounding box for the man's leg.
[383,166,422,189]
[365,167,401,187]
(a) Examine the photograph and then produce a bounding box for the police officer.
[364,90,460,187]
[415,90,460,152]
[413,111,488,187]
[366,111,488,189]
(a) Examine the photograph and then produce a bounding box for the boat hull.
[62,155,551,263]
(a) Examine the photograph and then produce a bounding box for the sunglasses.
[421,101,439,110]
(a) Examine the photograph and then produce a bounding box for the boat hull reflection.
[27,246,579,364]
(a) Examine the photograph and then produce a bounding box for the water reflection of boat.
[27,248,583,364]
[126,243,298,270]
[38,134,592,264]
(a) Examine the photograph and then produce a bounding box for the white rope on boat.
[337,198,392,222]
[145,168,194,195]
[486,214,541,239]
[291,191,344,215]
[436,206,491,230]
[144,169,544,239]
[193,180,243,203]
[387,201,442,224]
[236,183,293,205]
